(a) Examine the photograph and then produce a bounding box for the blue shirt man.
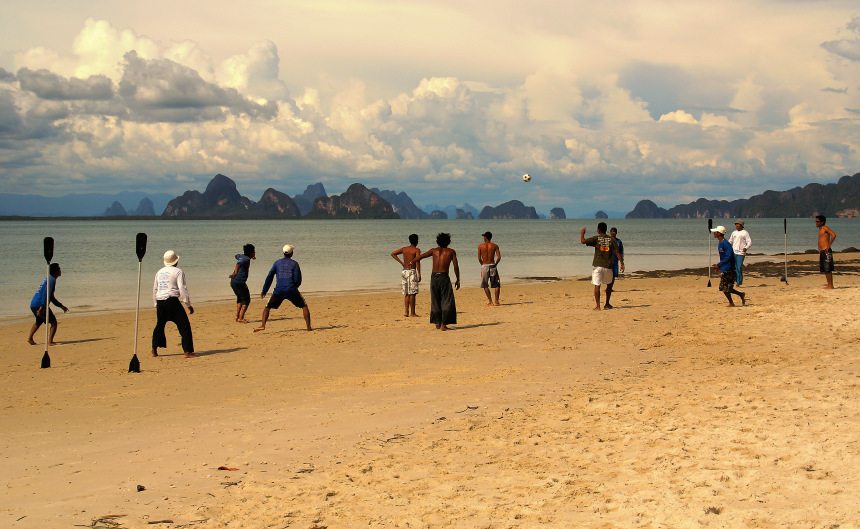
[255,244,312,332]
[711,226,745,307]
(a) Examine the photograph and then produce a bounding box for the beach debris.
[147,520,174,524]
[90,515,126,528]
[217,466,239,471]
[384,433,410,443]
[456,405,478,413]
[297,467,316,474]
[137,485,146,492]
[704,506,723,515]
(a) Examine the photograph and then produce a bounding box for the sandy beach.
[2,253,859,528]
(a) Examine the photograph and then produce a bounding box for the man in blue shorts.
[255,244,312,332]
[27,263,69,345]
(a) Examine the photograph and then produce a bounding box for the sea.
[2,218,857,322]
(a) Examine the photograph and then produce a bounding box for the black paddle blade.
[136,233,147,262]
[128,353,141,373]
[708,218,713,231]
[41,351,51,368]
[784,218,787,233]
[707,280,712,287]
[43,237,54,264]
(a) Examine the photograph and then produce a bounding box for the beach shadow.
[607,304,652,309]
[495,301,533,306]
[59,337,111,345]
[449,322,503,330]
[196,348,245,357]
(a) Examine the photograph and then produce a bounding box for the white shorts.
[591,266,613,286]
[401,269,419,296]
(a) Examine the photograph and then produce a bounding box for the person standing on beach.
[391,234,421,317]
[27,263,69,345]
[229,244,255,323]
[815,215,837,289]
[412,233,460,330]
[711,226,745,307]
[255,244,312,332]
[581,222,624,310]
[478,231,501,306]
[728,220,752,286]
[607,227,624,309]
[152,250,196,358]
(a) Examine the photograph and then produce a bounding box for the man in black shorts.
[254,244,312,332]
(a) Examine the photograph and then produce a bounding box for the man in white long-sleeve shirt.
[152,250,196,358]
[728,220,752,287]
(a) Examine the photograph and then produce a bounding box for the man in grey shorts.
[478,231,501,306]
[391,234,421,317]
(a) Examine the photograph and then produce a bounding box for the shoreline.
[2,262,858,527]
[5,252,854,325]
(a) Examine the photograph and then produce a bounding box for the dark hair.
[482,231,492,240]
[243,243,255,257]
[816,215,826,224]
[49,263,61,276]
[436,232,451,248]
[597,222,607,234]
[409,234,418,245]
[610,227,617,234]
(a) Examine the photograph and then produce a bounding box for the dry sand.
[2,254,859,528]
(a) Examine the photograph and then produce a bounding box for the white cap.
[710,226,727,235]
[282,244,294,255]
[163,250,180,266]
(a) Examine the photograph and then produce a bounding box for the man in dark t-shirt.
[580,222,624,310]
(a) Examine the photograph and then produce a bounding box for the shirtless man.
[478,231,501,306]
[411,233,460,330]
[815,215,837,289]
[391,234,421,317]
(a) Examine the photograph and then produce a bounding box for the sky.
[1,1,859,216]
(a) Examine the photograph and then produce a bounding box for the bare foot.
[486,302,494,307]
[440,325,449,331]
[435,324,442,330]
[253,326,265,332]
[823,285,834,290]
[27,339,36,345]
[306,327,312,331]
[494,302,501,306]
[184,352,198,358]
[409,313,420,317]
[727,303,736,307]
[593,306,601,311]
[740,293,746,306]
[604,303,613,309]
[48,342,58,346]
[151,349,159,357]
[237,318,250,323]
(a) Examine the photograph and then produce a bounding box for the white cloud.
[0,6,858,215]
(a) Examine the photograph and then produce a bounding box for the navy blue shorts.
[267,291,307,309]
[231,282,251,305]
[31,306,57,327]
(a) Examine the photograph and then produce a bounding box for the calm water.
[2,218,857,321]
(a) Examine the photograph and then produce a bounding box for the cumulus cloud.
[17,68,113,101]
[118,51,277,122]
[821,16,860,61]
[1,9,859,214]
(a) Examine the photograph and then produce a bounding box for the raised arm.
[580,228,587,244]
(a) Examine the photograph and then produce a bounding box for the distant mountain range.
[0,191,174,217]
[626,173,860,219]
[3,172,858,219]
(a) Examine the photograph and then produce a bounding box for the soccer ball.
[522,173,531,182]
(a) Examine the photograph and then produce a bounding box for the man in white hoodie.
[152,250,196,358]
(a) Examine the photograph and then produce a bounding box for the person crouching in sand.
[152,250,196,358]
[411,233,460,331]
[255,244,311,332]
